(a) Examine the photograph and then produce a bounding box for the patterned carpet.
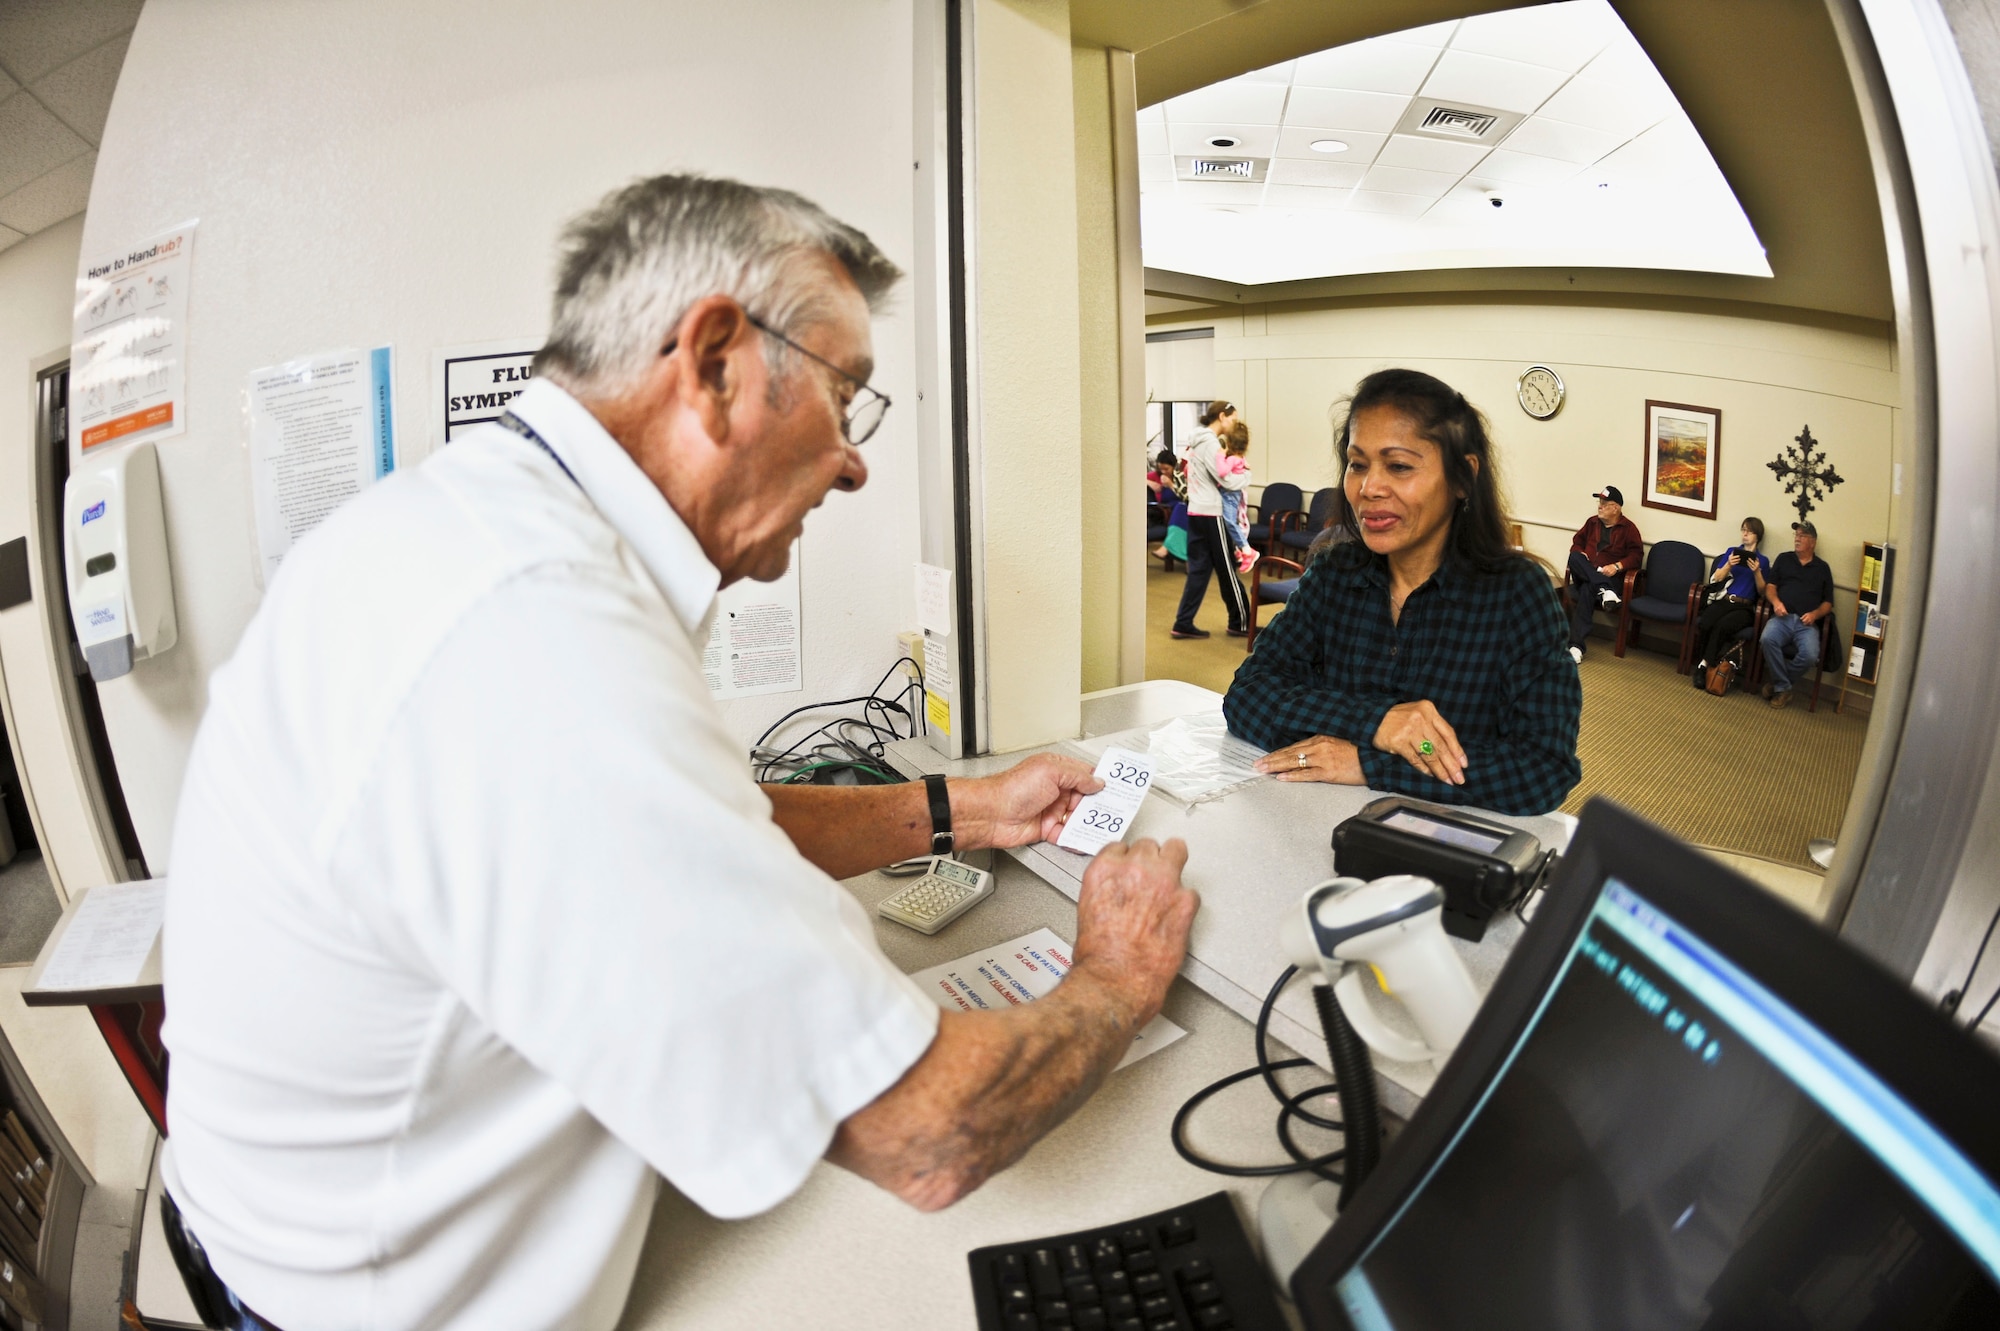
[1143,565,1868,870]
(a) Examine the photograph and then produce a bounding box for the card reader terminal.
[1331,796,1552,941]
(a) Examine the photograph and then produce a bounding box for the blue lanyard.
[498,411,580,490]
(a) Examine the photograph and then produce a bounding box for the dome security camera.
[1488,195,1505,208]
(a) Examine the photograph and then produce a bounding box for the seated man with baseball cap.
[1565,484,1644,663]
[1760,519,1837,707]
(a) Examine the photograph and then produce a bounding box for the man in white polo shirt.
[159,175,1197,1330]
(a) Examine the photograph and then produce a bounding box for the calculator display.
[935,860,983,887]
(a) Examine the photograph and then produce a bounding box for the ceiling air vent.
[1174,155,1269,183]
[1393,97,1525,145]
[1421,106,1499,138]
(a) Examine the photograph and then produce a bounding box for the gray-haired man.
[159,174,1196,1329]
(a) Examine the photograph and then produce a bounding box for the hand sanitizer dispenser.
[64,441,177,682]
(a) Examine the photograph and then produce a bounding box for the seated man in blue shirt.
[1760,520,1836,708]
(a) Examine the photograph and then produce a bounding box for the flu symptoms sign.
[434,340,541,444]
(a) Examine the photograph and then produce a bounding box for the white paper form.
[72,223,196,452]
[1073,712,1267,805]
[915,563,953,635]
[703,549,802,699]
[248,347,396,583]
[908,927,1186,1071]
[1056,747,1154,855]
[38,881,165,992]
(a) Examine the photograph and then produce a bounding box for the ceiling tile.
[1168,123,1279,157]
[1273,126,1386,161]
[1346,191,1435,217]
[1138,121,1168,156]
[1174,180,1266,206]
[1291,40,1440,96]
[1535,74,1672,141]
[0,93,89,196]
[1137,103,1166,125]
[1243,60,1295,84]
[1502,116,1622,165]
[0,0,142,85]
[0,149,93,234]
[0,223,23,256]
[1268,157,1366,188]
[1163,81,1287,125]
[30,31,129,144]
[1139,155,1173,184]
[1387,19,1461,48]
[1420,50,1571,115]
[1361,163,1459,198]
[1449,1,1620,72]
[1282,86,1408,134]
[1579,35,1677,99]
[1264,183,1354,209]
[1466,149,1583,186]
[1374,133,1489,173]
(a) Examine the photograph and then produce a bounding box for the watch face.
[1518,366,1564,420]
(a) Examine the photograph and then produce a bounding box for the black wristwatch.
[923,773,954,856]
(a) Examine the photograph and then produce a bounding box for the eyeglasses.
[662,313,891,445]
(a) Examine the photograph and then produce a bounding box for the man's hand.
[1372,700,1467,786]
[1255,734,1365,785]
[1072,839,1198,1027]
[955,754,1101,849]
[828,837,1196,1211]
[1598,564,1618,577]
[1771,595,1790,617]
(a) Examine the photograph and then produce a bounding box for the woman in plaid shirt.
[1225,369,1581,816]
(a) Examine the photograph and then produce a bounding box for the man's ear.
[673,296,753,445]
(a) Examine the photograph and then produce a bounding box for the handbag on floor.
[1705,643,1746,696]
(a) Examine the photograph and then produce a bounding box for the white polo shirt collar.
[506,377,721,638]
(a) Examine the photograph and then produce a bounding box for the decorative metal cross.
[1767,425,1844,527]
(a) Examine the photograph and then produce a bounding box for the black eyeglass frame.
[661,312,891,445]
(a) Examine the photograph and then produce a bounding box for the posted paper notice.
[908,927,1185,1070]
[248,347,396,582]
[703,550,802,699]
[1055,746,1154,855]
[72,222,195,451]
[38,881,165,992]
[435,339,540,444]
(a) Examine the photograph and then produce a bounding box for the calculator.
[877,856,995,935]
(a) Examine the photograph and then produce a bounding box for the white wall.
[0,217,158,1194]
[0,215,122,898]
[1160,300,1896,624]
[81,0,926,866]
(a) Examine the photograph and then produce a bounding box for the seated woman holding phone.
[1691,516,1770,686]
[1222,369,1582,817]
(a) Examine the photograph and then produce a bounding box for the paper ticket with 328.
[1055,746,1154,855]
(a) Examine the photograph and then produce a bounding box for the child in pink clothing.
[1218,424,1258,574]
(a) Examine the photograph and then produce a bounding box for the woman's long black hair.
[1326,368,1518,574]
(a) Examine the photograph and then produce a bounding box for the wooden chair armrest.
[1622,566,1641,599]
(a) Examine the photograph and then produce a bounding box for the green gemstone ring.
[1418,740,1435,756]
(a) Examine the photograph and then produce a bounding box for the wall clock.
[1517,365,1565,420]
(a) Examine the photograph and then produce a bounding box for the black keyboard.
[967,1191,1287,1331]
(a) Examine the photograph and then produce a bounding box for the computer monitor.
[1293,798,2000,1330]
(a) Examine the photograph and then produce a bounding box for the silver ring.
[1298,752,1307,768]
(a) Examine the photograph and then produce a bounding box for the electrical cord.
[1170,964,1384,1207]
[750,658,926,783]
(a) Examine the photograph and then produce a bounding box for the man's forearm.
[828,968,1146,1211]
[763,782,935,880]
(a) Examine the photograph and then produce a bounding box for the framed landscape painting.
[1642,400,1721,520]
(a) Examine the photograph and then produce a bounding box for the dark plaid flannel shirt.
[1224,545,1582,816]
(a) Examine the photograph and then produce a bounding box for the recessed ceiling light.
[1310,139,1349,154]
[1208,136,1239,149]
